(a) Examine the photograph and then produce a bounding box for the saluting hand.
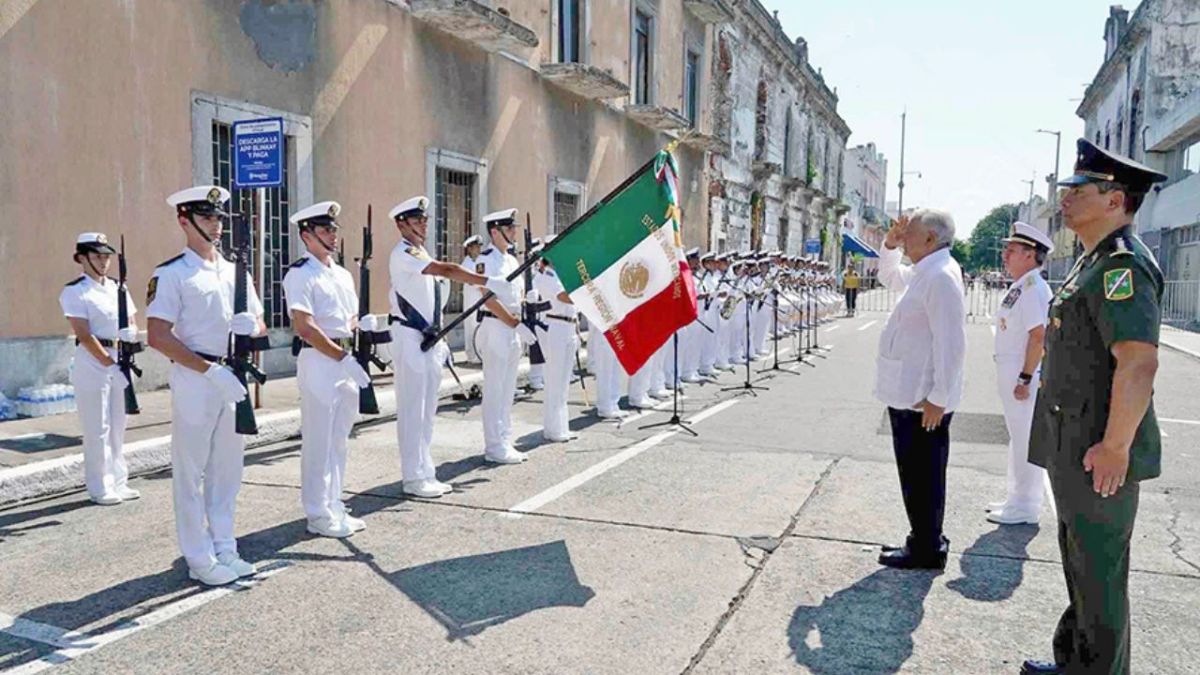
[1083,439,1129,498]
[885,214,910,250]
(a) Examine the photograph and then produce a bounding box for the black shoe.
[881,535,949,555]
[1019,660,1064,674]
[877,545,947,570]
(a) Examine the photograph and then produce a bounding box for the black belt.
[195,352,228,365]
[546,314,576,324]
[76,338,115,348]
[292,335,353,356]
[478,310,499,321]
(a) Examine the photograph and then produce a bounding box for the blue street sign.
[804,239,821,254]
[233,117,283,189]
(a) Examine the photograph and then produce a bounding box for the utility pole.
[1022,173,1036,203]
[897,111,906,216]
[1036,129,1062,233]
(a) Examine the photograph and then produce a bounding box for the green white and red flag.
[543,151,698,375]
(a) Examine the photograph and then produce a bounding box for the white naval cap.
[463,234,484,247]
[700,252,715,262]
[166,185,231,216]
[389,196,429,221]
[686,247,701,258]
[1001,221,1055,254]
[483,208,518,228]
[289,200,341,227]
[75,232,116,254]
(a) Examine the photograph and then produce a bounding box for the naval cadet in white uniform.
[145,186,265,586]
[475,209,538,463]
[387,196,499,497]
[59,233,140,506]
[988,221,1055,525]
[532,236,579,442]
[460,234,485,365]
[283,201,372,538]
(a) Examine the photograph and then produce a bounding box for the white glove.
[516,323,537,346]
[230,312,258,337]
[340,355,372,389]
[358,314,379,333]
[118,327,139,343]
[205,363,247,404]
[525,289,541,304]
[107,363,131,389]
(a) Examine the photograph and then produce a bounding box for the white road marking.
[0,562,290,675]
[1159,418,1200,426]
[504,399,741,518]
[617,398,674,426]
[1160,429,1169,438]
[825,325,841,333]
[857,321,878,331]
[990,325,996,336]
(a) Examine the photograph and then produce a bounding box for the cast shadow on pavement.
[787,568,938,674]
[945,525,1039,602]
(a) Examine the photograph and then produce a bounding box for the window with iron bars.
[553,190,580,234]
[211,121,293,329]
[435,168,477,312]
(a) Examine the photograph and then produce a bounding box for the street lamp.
[1036,129,1062,233]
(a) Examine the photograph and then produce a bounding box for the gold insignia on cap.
[207,187,222,204]
[327,203,339,218]
[96,234,108,245]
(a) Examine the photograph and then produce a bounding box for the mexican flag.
[543,151,698,375]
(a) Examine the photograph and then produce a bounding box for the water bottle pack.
[9,384,76,418]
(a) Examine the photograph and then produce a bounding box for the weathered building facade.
[843,142,888,271]
[703,2,851,261]
[0,0,730,395]
[1076,1,1200,281]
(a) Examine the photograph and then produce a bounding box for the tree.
[951,239,971,268]
[964,203,1019,274]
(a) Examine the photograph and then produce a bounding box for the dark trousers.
[1048,460,1140,674]
[887,408,952,553]
[844,288,858,312]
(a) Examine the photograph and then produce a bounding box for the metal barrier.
[1163,280,1200,331]
[856,280,1003,324]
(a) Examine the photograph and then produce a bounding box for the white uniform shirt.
[478,246,520,313]
[145,248,264,356]
[993,268,1052,358]
[59,275,137,342]
[388,238,441,328]
[534,267,576,319]
[282,255,358,339]
[461,254,483,310]
[874,245,967,411]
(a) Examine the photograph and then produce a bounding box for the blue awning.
[842,232,879,258]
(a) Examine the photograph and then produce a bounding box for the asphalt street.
[2,314,1198,674]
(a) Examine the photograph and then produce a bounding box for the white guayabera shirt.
[873,245,967,412]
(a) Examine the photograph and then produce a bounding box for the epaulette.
[1110,236,1134,258]
[288,257,310,270]
[481,247,494,255]
[64,276,85,287]
[155,253,185,268]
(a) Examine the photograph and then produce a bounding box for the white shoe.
[402,479,445,498]
[215,551,258,578]
[528,382,545,391]
[342,514,367,532]
[986,509,1039,525]
[89,493,122,506]
[115,486,141,501]
[544,432,577,443]
[697,370,716,378]
[484,448,528,465]
[650,389,671,399]
[597,409,628,420]
[307,516,355,538]
[188,562,239,586]
[987,500,1008,512]
[431,480,454,495]
[681,375,701,383]
[627,397,656,409]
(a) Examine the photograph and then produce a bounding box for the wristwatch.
[1017,372,1033,386]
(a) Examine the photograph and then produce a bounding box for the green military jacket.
[1029,225,1163,482]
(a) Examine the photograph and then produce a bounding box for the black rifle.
[522,214,549,366]
[354,205,391,414]
[228,214,270,435]
[116,236,143,414]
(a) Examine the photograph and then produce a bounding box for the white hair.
[911,208,956,248]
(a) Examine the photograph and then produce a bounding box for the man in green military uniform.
[1021,139,1167,675]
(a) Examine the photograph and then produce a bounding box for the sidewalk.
[1161,325,1200,362]
[0,349,541,506]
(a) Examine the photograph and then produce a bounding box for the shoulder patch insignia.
[146,276,159,304]
[64,276,85,287]
[475,262,485,274]
[1104,268,1134,301]
[155,253,185,269]
[1110,237,1134,257]
[1001,287,1022,309]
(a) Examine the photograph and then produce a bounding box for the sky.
[766,0,1122,238]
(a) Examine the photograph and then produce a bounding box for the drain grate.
[0,433,82,453]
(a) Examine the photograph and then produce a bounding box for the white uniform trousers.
[681,323,701,379]
[591,332,623,415]
[479,317,521,454]
[996,357,1046,514]
[168,364,245,572]
[528,361,545,388]
[699,304,719,373]
[71,347,129,499]
[752,300,771,354]
[714,312,732,368]
[728,303,750,362]
[392,327,439,483]
[659,336,678,388]
[298,349,359,522]
[540,320,577,438]
[650,341,669,391]
[463,312,482,364]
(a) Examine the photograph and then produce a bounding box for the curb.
[1160,338,1200,364]
[0,363,522,507]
